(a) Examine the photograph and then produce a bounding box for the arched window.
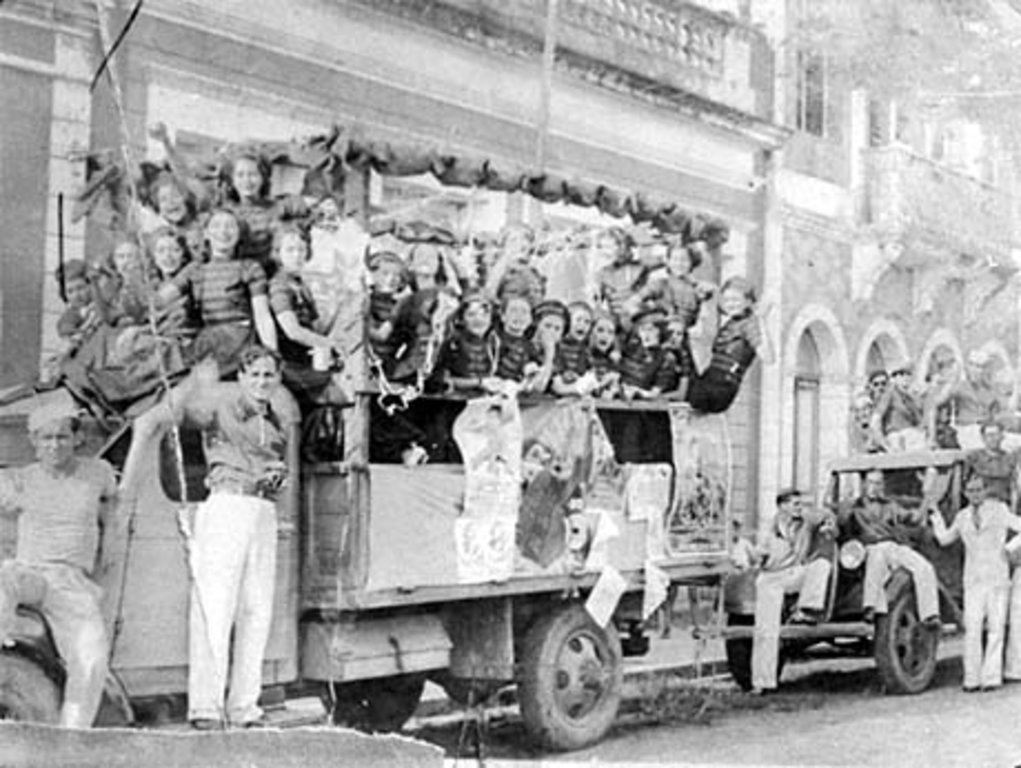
[793,330,821,492]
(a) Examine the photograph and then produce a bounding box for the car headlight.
[839,540,866,570]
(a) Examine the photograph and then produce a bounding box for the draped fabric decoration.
[71,124,730,244]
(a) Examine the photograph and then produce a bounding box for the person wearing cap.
[836,468,940,629]
[870,361,925,452]
[130,345,299,729]
[365,250,408,376]
[749,488,834,693]
[0,398,119,727]
[436,291,500,395]
[618,307,685,400]
[929,474,1021,690]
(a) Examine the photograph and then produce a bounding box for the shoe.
[788,609,819,626]
[240,717,268,729]
[862,608,876,624]
[190,718,221,731]
[963,686,979,694]
[921,615,941,631]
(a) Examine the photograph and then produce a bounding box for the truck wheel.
[0,653,61,723]
[874,576,938,694]
[326,674,425,733]
[517,604,622,752]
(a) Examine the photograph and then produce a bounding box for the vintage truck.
[723,449,966,695]
[0,383,734,751]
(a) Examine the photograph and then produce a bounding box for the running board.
[723,622,874,641]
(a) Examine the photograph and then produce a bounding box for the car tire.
[517,603,623,752]
[874,572,938,694]
[0,652,61,723]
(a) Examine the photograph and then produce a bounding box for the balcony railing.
[866,144,1013,256]
[435,0,766,117]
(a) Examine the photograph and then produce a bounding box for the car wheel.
[517,603,623,752]
[0,652,61,723]
[874,573,938,694]
[324,674,425,733]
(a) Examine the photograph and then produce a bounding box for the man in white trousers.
[134,346,298,729]
[750,488,834,694]
[838,469,940,627]
[930,474,1020,690]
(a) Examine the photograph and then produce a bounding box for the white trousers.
[1003,569,1021,680]
[751,559,831,690]
[862,541,939,621]
[187,493,277,724]
[0,561,108,727]
[961,579,1008,689]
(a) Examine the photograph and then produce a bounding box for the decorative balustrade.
[558,0,727,77]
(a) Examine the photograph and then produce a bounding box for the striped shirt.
[269,271,320,364]
[173,258,267,326]
[439,331,497,380]
[495,331,542,382]
[619,340,680,391]
[555,337,591,381]
[230,199,277,270]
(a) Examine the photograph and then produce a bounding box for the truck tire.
[0,653,61,723]
[326,674,425,733]
[517,603,623,752]
[874,574,938,694]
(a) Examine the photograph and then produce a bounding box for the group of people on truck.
[738,428,1021,695]
[48,126,771,434]
[850,348,1021,454]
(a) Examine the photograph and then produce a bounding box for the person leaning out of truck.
[746,488,835,694]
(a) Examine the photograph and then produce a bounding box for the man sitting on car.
[837,469,940,627]
[750,487,835,694]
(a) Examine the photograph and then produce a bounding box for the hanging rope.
[91,0,225,728]
[89,0,145,93]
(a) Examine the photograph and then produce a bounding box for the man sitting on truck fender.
[130,346,299,729]
[0,398,119,728]
[837,469,939,627]
[750,488,834,694]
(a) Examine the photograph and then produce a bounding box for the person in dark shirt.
[494,294,552,392]
[588,310,621,399]
[436,292,499,395]
[837,469,939,625]
[686,276,772,413]
[551,301,596,396]
[965,420,1020,509]
[619,308,683,400]
[365,251,407,377]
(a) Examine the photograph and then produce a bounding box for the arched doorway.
[793,331,821,493]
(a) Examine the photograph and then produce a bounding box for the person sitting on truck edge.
[750,488,834,694]
[836,468,940,628]
[493,293,552,393]
[964,420,1020,510]
[131,345,299,729]
[588,309,621,399]
[929,473,1021,691]
[435,291,500,396]
[159,207,278,379]
[870,362,926,452]
[0,398,120,728]
[685,276,773,414]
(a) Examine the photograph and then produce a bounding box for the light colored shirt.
[932,499,1021,586]
[0,458,117,575]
